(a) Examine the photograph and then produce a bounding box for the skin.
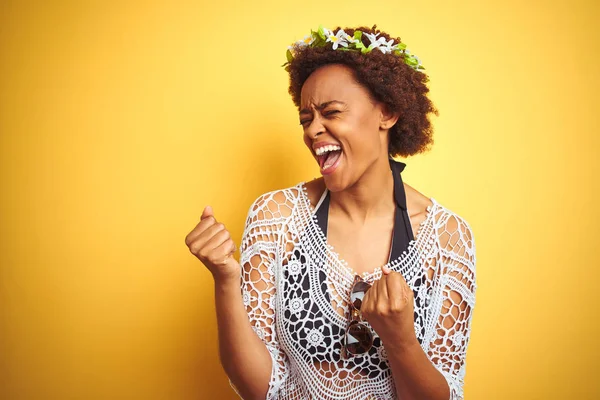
[185,63,448,399]
[184,206,272,399]
[300,64,449,399]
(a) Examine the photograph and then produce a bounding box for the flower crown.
[283,26,424,72]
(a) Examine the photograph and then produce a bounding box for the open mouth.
[315,144,343,174]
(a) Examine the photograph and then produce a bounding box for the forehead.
[300,64,369,107]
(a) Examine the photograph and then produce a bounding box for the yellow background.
[1,0,598,398]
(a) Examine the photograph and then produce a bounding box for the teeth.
[315,145,341,156]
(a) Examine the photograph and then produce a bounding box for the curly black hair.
[286,25,438,157]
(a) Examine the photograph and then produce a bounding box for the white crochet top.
[231,182,477,400]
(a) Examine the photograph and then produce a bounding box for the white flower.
[322,27,334,41]
[412,54,423,68]
[343,32,358,45]
[296,34,314,47]
[377,38,396,54]
[304,326,324,349]
[363,32,382,51]
[326,28,349,50]
[364,32,380,43]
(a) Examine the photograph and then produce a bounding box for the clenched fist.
[185,206,240,282]
[360,266,419,349]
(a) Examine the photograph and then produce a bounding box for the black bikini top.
[313,158,415,262]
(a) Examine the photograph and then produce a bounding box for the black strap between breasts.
[314,158,414,262]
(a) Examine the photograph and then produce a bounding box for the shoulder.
[241,184,304,247]
[244,183,307,223]
[404,181,434,221]
[403,179,475,262]
[430,199,476,270]
[303,177,326,208]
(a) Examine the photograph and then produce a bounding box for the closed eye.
[299,110,340,127]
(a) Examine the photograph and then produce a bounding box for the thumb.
[382,265,392,275]
[201,205,214,220]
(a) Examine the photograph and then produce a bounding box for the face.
[299,63,397,192]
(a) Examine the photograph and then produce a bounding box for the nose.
[304,115,325,140]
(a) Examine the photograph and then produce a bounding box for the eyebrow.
[299,100,346,115]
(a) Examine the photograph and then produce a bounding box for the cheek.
[348,115,381,150]
[303,132,311,148]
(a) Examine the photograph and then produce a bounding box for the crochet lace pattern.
[230,182,477,400]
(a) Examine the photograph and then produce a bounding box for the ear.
[379,104,400,130]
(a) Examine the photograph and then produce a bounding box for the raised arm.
[186,192,290,400]
[232,191,292,399]
[427,213,477,399]
[185,194,288,400]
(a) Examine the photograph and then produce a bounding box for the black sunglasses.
[342,275,373,358]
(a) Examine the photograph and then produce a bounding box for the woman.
[185,25,477,400]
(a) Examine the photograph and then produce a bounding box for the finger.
[211,239,237,265]
[196,231,230,264]
[386,272,407,308]
[376,273,389,302]
[185,214,218,246]
[382,265,392,275]
[201,205,214,220]
[190,223,226,253]
[203,227,231,252]
[227,241,237,255]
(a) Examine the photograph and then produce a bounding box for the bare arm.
[362,213,476,400]
[214,274,272,400]
[186,194,290,399]
[386,338,450,399]
[389,214,477,399]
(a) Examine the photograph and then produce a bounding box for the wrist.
[213,273,241,292]
[211,259,242,287]
[381,333,420,354]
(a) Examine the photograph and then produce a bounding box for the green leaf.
[353,31,362,41]
[286,49,293,63]
[317,25,327,40]
[396,43,407,50]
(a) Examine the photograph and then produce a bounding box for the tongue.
[322,150,342,169]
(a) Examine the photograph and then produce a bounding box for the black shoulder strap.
[389,158,415,261]
[314,159,413,261]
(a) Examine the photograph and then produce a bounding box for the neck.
[329,155,395,224]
